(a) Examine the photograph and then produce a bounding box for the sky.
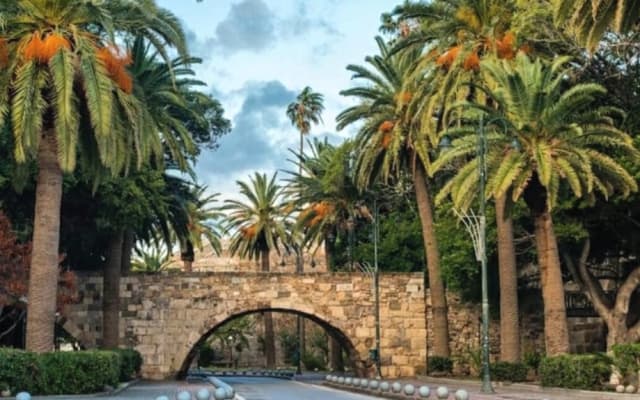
[157,0,398,201]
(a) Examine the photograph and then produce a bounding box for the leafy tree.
[0,0,187,352]
[434,54,639,355]
[223,172,290,368]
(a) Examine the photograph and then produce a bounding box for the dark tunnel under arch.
[177,307,362,379]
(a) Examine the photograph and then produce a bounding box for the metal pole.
[373,198,382,379]
[478,114,494,393]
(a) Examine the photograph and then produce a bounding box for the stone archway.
[176,308,361,378]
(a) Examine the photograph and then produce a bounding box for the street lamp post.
[442,113,494,393]
[477,114,493,394]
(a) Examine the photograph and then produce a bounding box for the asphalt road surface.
[222,376,381,400]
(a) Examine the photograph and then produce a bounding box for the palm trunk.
[121,228,134,276]
[495,194,520,362]
[329,336,344,371]
[25,134,63,353]
[261,248,276,367]
[181,240,194,272]
[103,229,124,349]
[324,238,333,270]
[413,162,450,357]
[533,209,570,355]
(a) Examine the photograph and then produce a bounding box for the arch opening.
[177,308,362,379]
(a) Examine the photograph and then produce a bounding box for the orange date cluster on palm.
[97,46,134,93]
[22,31,71,63]
[301,201,334,227]
[435,32,529,71]
[240,223,258,239]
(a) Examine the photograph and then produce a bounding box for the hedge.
[113,348,143,382]
[427,356,453,375]
[0,347,141,395]
[540,354,612,390]
[490,361,529,382]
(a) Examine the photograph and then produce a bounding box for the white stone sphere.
[16,393,31,400]
[625,385,636,393]
[337,377,345,384]
[436,386,449,399]
[404,384,416,395]
[616,385,625,393]
[369,380,379,390]
[353,378,360,386]
[392,381,402,393]
[360,379,368,388]
[455,388,470,400]
[155,396,170,400]
[345,377,352,385]
[326,375,332,381]
[419,385,431,397]
[213,387,227,400]
[380,381,390,392]
[177,390,192,400]
[196,388,211,400]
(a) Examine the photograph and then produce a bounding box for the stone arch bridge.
[62,272,427,379]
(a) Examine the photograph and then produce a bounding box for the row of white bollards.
[14,387,233,400]
[325,375,470,399]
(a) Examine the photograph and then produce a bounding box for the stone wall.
[63,272,426,379]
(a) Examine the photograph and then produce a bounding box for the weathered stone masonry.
[63,272,427,379]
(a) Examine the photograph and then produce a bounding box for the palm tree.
[434,54,638,355]
[286,87,324,273]
[390,0,526,361]
[286,139,371,269]
[552,0,640,51]
[224,172,290,368]
[180,187,224,272]
[0,0,187,352]
[336,36,453,357]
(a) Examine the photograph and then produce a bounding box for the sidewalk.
[406,376,639,400]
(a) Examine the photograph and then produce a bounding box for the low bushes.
[113,348,143,382]
[427,356,453,375]
[490,361,528,382]
[540,354,612,390]
[0,347,141,395]
[611,343,640,385]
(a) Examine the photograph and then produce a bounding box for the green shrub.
[540,354,611,390]
[0,348,41,393]
[113,348,142,382]
[611,343,640,384]
[38,351,120,394]
[427,356,453,375]
[0,348,121,395]
[523,351,543,372]
[198,343,216,368]
[302,353,326,371]
[490,361,529,382]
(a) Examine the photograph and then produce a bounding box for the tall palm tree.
[390,0,526,361]
[336,36,453,357]
[286,87,324,273]
[0,0,186,352]
[552,0,640,51]
[434,54,638,355]
[286,87,324,367]
[224,172,290,368]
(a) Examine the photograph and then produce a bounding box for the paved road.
[221,377,381,400]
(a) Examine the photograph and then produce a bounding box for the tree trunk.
[260,249,276,367]
[329,335,344,371]
[533,210,570,355]
[413,162,450,357]
[121,228,134,276]
[26,134,63,353]
[324,238,333,270]
[495,194,520,362]
[181,240,194,272]
[103,230,124,349]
